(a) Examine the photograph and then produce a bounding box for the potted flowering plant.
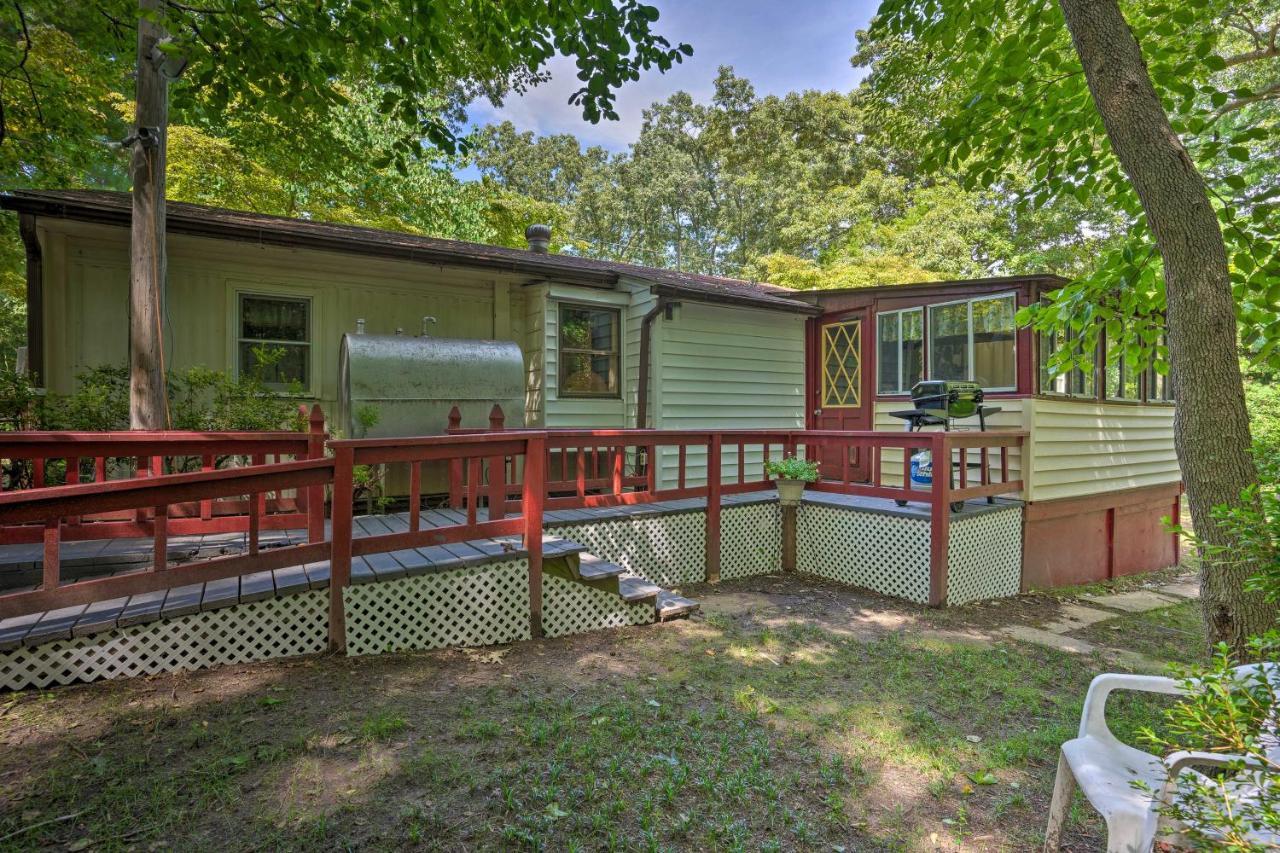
[765,455,819,506]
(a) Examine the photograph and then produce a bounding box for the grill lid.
[910,380,984,419]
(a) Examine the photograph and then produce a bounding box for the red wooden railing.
[0,405,327,544]
[445,408,1025,599]
[0,415,1025,651]
[0,456,334,619]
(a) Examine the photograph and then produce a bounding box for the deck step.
[575,553,627,582]
[655,590,700,622]
[618,576,662,603]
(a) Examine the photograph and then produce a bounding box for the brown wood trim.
[1031,393,1176,408]
[17,213,42,384]
[1024,481,1183,522]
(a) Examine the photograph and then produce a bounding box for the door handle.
[813,409,822,416]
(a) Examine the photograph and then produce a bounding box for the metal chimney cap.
[524,223,552,253]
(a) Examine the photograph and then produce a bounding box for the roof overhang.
[1,191,621,289]
[650,283,821,315]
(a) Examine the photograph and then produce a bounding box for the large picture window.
[558,304,620,398]
[877,307,924,394]
[927,293,1017,390]
[237,293,311,391]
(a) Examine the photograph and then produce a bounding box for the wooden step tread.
[618,576,662,603]
[655,590,700,621]
[576,553,626,582]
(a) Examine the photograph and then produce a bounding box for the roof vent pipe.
[524,223,551,254]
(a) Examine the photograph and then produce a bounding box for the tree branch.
[1210,79,1280,121]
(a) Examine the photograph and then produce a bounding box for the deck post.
[487,404,506,520]
[705,434,722,583]
[928,432,951,607]
[522,434,546,638]
[781,504,796,572]
[306,404,326,543]
[41,517,59,591]
[446,406,463,509]
[329,445,355,652]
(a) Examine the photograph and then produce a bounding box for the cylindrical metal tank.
[338,334,525,438]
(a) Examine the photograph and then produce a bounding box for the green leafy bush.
[764,456,819,482]
[1138,636,1280,850]
[1148,436,1279,848]
[1246,379,1280,469]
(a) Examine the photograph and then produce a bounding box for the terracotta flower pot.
[775,478,807,506]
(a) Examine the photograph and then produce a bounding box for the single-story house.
[1,189,1181,590]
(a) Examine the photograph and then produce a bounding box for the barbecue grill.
[889,380,1003,512]
[889,380,1001,432]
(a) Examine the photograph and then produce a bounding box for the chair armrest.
[1079,673,1187,739]
[1157,750,1273,806]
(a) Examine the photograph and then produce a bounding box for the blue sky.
[464,0,881,152]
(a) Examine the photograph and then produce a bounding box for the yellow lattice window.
[822,320,862,408]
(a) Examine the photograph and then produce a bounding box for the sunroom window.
[1105,346,1142,401]
[1039,325,1097,398]
[927,294,1017,390]
[558,304,620,398]
[877,307,924,394]
[237,293,311,391]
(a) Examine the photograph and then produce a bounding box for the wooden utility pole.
[129,0,169,429]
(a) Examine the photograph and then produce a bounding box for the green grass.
[0,580,1203,851]
[1076,600,1208,665]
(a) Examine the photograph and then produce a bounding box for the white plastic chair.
[1043,666,1280,852]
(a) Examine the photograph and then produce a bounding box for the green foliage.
[860,0,1280,375]
[23,355,302,433]
[1138,636,1280,849]
[764,456,819,483]
[473,68,1121,284]
[354,404,381,436]
[1246,377,1280,463]
[0,363,39,429]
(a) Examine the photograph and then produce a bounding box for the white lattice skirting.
[542,575,653,638]
[797,504,933,604]
[343,560,532,657]
[796,503,1025,605]
[546,513,705,587]
[0,591,328,691]
[721,502,781,579]
[946,506,1023,605]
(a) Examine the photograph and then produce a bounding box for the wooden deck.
[0,497,733,651]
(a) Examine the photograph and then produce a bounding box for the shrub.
[764,455,819,482]
[1138,635,1280,850]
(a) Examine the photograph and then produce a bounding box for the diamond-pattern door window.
[822,320,862,408]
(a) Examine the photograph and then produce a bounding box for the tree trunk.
[1059,0,1274,656]
[129,0,169,429]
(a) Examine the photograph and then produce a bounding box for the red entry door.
[812,313,872,480]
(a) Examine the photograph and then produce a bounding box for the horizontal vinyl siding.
[656,303,805,488]
[1027,398,1179,501]
[873,399,1027,490]
[49,223,529,432]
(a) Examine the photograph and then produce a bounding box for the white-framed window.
[876,307,924,394]
[927,292,1017,391]
[558,303,620,398]
[236,292,312,392]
